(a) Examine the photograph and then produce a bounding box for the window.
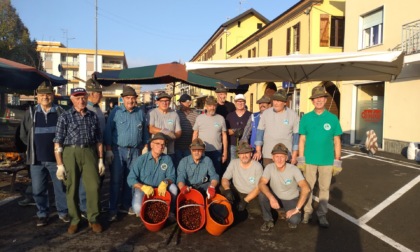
[293,23,300,53]
[267,38,273,56]
[257,23,263,29]
[331,16,345,47]
[238,21,241,27]
[286,28,291,55]
[220,38,223,50]
[252,47,256,57]
[361,8,383,48]
[248,49,252,58]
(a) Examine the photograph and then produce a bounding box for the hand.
[252,150,262,161]
[222,152,227,163]
[141,185,154,198]
[297,156,306,173]
[105,150,114,166]
[223,189,235,202]
[161,128,176,140]
[206,185,216,199]
[56,164,66,181]
[237,198,248,212]
[180,185,191,194]
[290,156,298,165]
[286,208,301,219]
[332,159,343,176]
[158,180,168,196]
[98,158,105,176]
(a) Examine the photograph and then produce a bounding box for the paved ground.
[0,146,419,252]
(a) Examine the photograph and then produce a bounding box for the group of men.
[19,80,342,235]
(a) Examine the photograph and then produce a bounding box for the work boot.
[89,222,103,233]
[67,224,78,234]
[36,217,48,227]
[318,215,329,228]
[260,221,274,232]
[302,212,311,224]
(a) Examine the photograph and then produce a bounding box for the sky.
[11,0,298,90]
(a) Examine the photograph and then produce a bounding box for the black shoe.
[18,197,36,207]
[81,212,87,219]
[37,217,48,227]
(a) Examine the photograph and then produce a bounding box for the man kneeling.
[259,143,310,231]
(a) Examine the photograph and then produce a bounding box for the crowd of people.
[18,80,343,235]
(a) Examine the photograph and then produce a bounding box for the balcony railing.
[102,63,123,69]
[61,61,79,67]
[395,19,420,55]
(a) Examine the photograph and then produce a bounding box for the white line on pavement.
[342,150,420,170]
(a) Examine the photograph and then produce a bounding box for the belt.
[65,144,94,148]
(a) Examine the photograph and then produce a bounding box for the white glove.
[161,128,176,140]
[105,150,114,165]
[56,164,66,181]
[98,158,105,176]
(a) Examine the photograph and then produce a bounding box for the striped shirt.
[104,105,148,148]
[53,107,101,145]
[175,109,198,150]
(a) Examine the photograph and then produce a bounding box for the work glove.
[223,189,235,203]
[234,128,244,138]
[206,185,216,199]
[332,159,343,176]
[180,185,191,194]
[237,198,248,212]
[297,156,306,173]
[56,164,66,181]
[105,150,114,166]
[160,128,176,140]
[158,180,168,196]
[98,158,105,176]
[141,185,154,198]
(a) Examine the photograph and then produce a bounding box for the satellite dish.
[58,64,63,72]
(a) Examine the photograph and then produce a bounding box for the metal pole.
[95,0,98,72]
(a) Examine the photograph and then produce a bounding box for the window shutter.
[286,28,291,55]
[296,23,300,52]
[320,14,330,47]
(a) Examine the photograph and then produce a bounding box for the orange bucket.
[205,194,234,236]
[140,188,171,232]
[176,188,206,234]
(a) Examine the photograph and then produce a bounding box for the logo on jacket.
[161,163,168,171]
[324,123,331,131]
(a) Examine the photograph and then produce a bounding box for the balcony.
[102,63,123,69]
[61,61,79,68]
[394,19,420,55]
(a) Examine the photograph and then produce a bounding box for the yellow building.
[36,41,130,110]
[341,0,420,153]
[188,8,270,107]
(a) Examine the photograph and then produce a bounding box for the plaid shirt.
[53,107,102,145]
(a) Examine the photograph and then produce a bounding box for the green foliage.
[0,0,42,69]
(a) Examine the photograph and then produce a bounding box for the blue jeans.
[174,149,191,169]
[30,162,68,218]
[229,145,237,162]
[132,184,178,216]
[109,146,140,215]
[205,150,223,178]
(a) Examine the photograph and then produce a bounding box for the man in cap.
[226,94,252,162]
[53,87,104,234]
[221,140,264,221]
[176,138,219,199]
[174,93,199,167]
[298,86,342,228]
[148,92,181,162]
[254,89,300,167]
[193,96,228,177]
[241,95,271,148]
[264,82,277,99]
[78,78,106,218]
[20,81,69,227]
[104,85,149,221]
[127,132,177,217]
[258,143,310,231]
[214,84,235,118]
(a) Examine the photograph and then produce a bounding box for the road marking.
[358,174,420,223]
[341,153,355,159]
[313,196,414,252]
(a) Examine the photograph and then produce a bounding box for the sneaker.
[260,221,274,232]
[37,217,48,227]
[318,215,330,228]
[127,207,136,216]
[59,214,70,223]
[18,197,36,207]
[288,222,298,229]
[81,212,87,219]
[302,212,311,224]
[108,214,117,222]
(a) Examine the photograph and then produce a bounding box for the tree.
[0,0,42,68]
